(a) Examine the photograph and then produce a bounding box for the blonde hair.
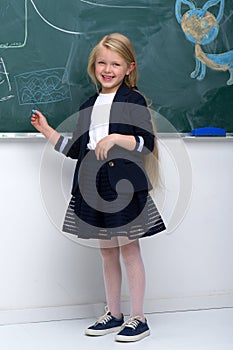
[88,33,138,91]
[144,121,160,191]
[87,33,159,189]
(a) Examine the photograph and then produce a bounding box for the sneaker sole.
[115,329,150,342]
[85,326,122,336]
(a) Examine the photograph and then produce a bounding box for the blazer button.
[108,161,115,167]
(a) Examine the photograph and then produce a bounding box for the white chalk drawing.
[79,0,149,8]
[0,0,149,106]
[30,0,148,35]
[30,0,84,35]
[14,68,72,105]
[0,0,28,49]
[0,58,14,102]
[0,0,149,46]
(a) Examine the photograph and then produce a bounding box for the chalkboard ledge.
[0,133,45,139]
[158,133,233,141]
[183,135,233,142]
[0,132,233,142]
[0,132,72,141]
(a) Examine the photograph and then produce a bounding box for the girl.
[31,33,166,342]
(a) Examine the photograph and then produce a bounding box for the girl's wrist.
[110,133,118,144]
[42,125,60,145]
[112,133,136,151]
[41,125,52,136]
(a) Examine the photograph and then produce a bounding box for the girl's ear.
[202,0,224,23]
[126,62,136,75]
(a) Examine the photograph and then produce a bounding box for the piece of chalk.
[32,109,37,115]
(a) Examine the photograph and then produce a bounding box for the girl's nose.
[104,64,111,73]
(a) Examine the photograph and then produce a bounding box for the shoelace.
[121,317,141,330]
[95,306,112,325]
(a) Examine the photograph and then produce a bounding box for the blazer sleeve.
[54,98,93,159]
[129,93,155,155]
[54,128,82,159]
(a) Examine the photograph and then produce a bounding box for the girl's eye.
[98,61,105,65]
[113,63,120,67]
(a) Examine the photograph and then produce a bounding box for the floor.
[0,308,232,350]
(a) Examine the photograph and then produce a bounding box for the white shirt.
[57,91,144,154]
[87,92,116,150]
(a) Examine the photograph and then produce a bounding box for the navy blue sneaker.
[115,316,150,342]
[85,307,124,336]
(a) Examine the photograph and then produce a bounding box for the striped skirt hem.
[62,194,166,240]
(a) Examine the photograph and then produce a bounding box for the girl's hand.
[31,110,61,145]
[95,134,136,160]
[95,134,116,160]
[31,110,49,133]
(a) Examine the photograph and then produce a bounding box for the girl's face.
[95,46,135,94]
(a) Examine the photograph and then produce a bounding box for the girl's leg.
[120,239,146,319]
[99,238,122,318]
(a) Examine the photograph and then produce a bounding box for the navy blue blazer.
[55,83,155,195]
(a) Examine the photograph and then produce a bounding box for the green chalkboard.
[0,0,232,133]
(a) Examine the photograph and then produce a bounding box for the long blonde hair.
[87,33,159,189]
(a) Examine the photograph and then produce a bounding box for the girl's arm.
[95,134,136,161]
[31,110,61,146]
[95,95,155,161]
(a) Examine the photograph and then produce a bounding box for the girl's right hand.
[31,110,61,146]
[31,110,49,133]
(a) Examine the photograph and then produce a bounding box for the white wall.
[0,136,232,324]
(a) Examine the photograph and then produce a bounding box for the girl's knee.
[120,240,140,263]
[100,246,120,260]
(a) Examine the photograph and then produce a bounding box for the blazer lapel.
[109,84,131,133]
[82,83,132,134]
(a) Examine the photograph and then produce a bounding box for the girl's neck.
[99,91,116,95]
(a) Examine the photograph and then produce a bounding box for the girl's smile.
[95,47,135,93]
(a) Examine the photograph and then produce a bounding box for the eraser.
[190,127,226,136]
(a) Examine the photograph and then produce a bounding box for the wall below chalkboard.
[1,137,233,323]
[0,0,232,133]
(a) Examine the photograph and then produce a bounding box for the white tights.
[99,238,146,319]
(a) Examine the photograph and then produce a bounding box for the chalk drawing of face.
[181,10,219,45]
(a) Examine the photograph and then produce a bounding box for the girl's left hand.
[95,134,116,160]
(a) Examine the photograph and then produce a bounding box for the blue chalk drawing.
[175,0,233,85]
[14,68,72,105]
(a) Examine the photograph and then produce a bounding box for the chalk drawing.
[30,0,149,35]
[14,68,72,105]
[30,0,84,35]
[79,0,149,9]
[0,0,150,48]
[0,0,28,49]
[175,0,233,85]
[0,58,14,102]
